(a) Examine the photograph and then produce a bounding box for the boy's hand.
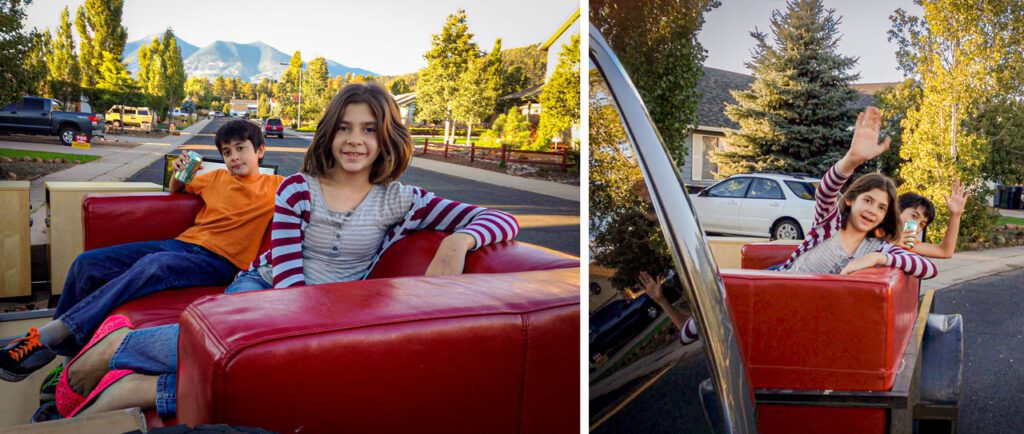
[846,106,891,166]
[945,179,970,216]
[424,233,476,276]
[840,252,886,275]
[172,151,203,174]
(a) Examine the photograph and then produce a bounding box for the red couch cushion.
[176,268,579,434]
[740,243,798,270]
[111,286,225,329]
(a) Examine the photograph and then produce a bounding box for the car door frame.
[590,23,757,434]
[739,177,786,236]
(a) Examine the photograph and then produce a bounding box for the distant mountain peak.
[122,36,375,81]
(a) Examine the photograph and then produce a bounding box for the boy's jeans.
[54,240,237,356]
[109,268,271,418]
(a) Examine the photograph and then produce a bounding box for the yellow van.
[105,105,154,130]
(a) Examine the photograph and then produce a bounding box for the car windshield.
[784,180,818,200]
[267,119,282,126]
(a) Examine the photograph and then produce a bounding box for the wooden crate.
[0,182,31,298]
[46,182,163,294]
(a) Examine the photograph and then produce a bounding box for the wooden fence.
[417,138,569,171]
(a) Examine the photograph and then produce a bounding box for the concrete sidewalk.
[922,245,1024,292]
[410,156,579,202]
[19,119,211,244]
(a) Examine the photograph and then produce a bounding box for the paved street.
[128,118,580,255]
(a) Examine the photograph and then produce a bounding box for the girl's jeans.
[54,240,238,357]
[108,268,271,418]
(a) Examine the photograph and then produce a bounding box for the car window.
[2,103,15,111]
[785,181,817,200]
[706,178,751,198]
[268,119,282,126]
[19,99,44,112]
[747,178,784,199]
[138,110,149,116]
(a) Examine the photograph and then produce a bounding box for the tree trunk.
[443,120,451,145]
[466,122,473,147]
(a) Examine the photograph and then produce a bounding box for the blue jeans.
[53,240,237,356]
[109,268,271,418]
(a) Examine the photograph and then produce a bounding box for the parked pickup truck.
[0,96,104,146]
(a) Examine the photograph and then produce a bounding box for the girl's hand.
[639,271,665,302]
[424,233,476,276]
[840,252,886,275]
[945,179,971,216]
[846,107,892,166]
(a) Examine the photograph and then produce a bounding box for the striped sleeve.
[814,163,852,225]
[270,174,312,288]
[878,242,938,280]
[680,317,699,345]
[403,188,520,250]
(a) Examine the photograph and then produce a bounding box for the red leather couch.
[720,243,921,434]
[81,193,580,434]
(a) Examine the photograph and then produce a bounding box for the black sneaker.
[0,328,56,382]
[30,401,62,423]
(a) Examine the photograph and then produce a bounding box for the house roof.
[499,83,544,101]
[694,68,896,131]
[540,7,580,51]
[696,67,756,130]
[392,92,416,106]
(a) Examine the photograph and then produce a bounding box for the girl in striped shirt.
[661,107,936,347]
[58,84,520,419]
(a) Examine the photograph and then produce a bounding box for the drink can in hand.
[903,220,919,248]
[174,151,203,184]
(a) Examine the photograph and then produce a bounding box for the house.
[229,98,258,117]
[681,66,896,186]
[392,92,416,126]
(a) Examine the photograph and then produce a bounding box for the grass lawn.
[996,215,1024,226]
[0,148,100,164]
[295,126,317,132]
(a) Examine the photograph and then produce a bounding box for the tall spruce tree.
[161,29,186,112]
[712,0,860,178]
[415,9,479,144]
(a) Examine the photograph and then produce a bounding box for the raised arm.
[815,107,892,223]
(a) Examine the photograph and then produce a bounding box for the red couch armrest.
[176,268,580,433]
[740,243,799,269]
[720,267,919,391]
[82,193,203,251]
[368,231,580,278]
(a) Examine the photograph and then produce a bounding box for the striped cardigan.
[778,163,937,279]
[249,173,520,288]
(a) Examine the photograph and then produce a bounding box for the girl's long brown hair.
[839,173,900,242]
[301,83,413,184]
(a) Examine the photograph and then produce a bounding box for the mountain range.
[123,35,376,82]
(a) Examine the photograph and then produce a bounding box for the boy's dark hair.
[898,192,936,228]
[839,173,901,243]
[215,119,265,163]
[302,83,413,184]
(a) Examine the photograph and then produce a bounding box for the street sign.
[71,134,90,149]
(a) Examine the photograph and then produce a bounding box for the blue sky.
[698,0,924,83]
[24,0,579,76]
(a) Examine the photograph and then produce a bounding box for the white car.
[689,173,819,240]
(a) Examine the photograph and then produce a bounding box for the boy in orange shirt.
[1,120,284,382]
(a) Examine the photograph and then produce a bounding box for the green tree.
[453,39,503,146]
[889,0,1024,244]
[389,78,410,95]
[257,93,270,118]
[213,76,228,100]
[712,0,860,178]
[500,44,546,89]
[24,30,50,97]
[184,76,211,106]
[278,51,303,124]
[74,0,127,88]
[303,56,330,123]
[592,0,720,164]
[874,78,923,183]
[161,29,186,111]
[0,0,40,103]
[535,34,580,150]
[46,6,81,107]
[222,102,231,115]
[415,9,479,144]
[95,51,134,92]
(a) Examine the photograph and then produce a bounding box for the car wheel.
[58,126,78,146]
[772,218,803,240]
[646,306,659,319]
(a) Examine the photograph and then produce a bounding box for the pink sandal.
[55,314,134,417]
[66,368,135,417]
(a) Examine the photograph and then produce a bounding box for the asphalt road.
[128,118,580,255]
